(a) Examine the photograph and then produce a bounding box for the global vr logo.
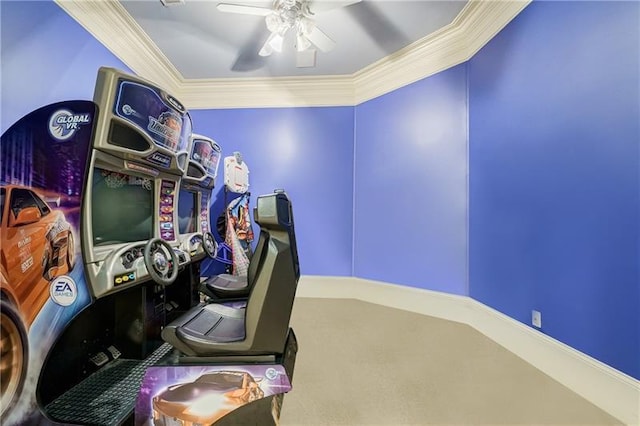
[49,109,91,141]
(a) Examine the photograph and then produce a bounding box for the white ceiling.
[57,0,530,108]
[119,0,468,79]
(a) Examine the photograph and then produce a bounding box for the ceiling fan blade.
[308,0,361,14]
[346,1,410,54]
[305,25,335,52]
[217,3,273,16]
[231,22,270,72]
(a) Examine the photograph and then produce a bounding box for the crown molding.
[353,0,531,104]
[181,75,355,109]
[55,0,531,109]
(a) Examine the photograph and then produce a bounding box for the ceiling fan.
[217,0,361,66]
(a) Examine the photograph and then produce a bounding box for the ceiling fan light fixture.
[269,33,285,53]
[299,16,315,36]
[259,32,278,56]
[261,32,285,54]
[296,33,311,52]
[258,43,273,57]
[265,14,282,33]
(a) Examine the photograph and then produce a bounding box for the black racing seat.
[200,274,248,298]
[199,225,267,300]
[162,191,300,357]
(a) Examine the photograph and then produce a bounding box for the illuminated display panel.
[114,80,191,153]
[191,139,221,177]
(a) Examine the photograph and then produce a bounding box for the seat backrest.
[246,228,268,287]
[243,191,300,354]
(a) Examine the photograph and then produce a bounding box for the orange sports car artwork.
[0,184,76,417]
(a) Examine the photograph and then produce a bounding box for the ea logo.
[50,276,77,306]
[48,109,91,141]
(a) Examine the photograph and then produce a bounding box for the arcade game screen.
[177,189,197,234]
[91,168,153,245]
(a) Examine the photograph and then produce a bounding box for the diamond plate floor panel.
[45,343,172,426]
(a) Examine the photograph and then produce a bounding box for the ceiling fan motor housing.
[274,0,312,27]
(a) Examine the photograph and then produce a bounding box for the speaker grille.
[108,121,151,152]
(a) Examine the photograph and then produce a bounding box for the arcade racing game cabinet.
[175,134,224,298]
[24,67,300,425]
[180,138,256,303]
[199,151,257,302]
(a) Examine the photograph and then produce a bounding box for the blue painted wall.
[190,107,355,277]
[0,0,131,132]
[353,65,468,295]
[468,1,640,379]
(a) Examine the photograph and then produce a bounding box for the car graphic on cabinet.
[0,185,76,418]
[152,371,265,425]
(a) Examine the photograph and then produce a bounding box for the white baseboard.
[469,300,640,426]
[297,275,640,425]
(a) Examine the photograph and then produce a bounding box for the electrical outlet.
[532,310,542,328]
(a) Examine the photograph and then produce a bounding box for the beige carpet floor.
[279,298,620,425]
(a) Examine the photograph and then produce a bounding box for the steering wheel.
[144,238,179,286]
[202,231,218,259]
